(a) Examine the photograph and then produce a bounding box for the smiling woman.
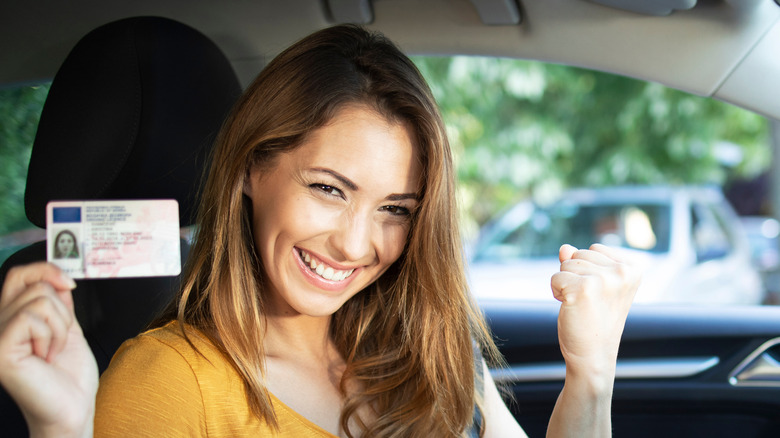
[97,24,506,437]
[0,24,640,438]
[91,26,516,436]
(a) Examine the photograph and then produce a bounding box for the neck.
[264,310,335,361]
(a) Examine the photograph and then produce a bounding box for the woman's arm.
[546,244,639,437]
[481,244,638,437]
[481,359,528,438]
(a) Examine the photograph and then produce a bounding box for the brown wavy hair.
[156,24,500,437]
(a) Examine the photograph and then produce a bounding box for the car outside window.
[691,201,738,263]
[0,82,49,266]
[412,55,772,306]
[474,202,671,262]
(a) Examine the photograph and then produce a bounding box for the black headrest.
[24,16,242,228]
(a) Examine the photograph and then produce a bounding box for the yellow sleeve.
[94,334,207,437]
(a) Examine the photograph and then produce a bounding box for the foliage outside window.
[0,83,49,265]
[412,56,769,241]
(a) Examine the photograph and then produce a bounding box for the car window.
[412,55,773,306]
[0,82,49,267]
[691,202,732,262]
[474,202,670,262]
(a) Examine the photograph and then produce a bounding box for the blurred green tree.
[413,56,769,235]
[0,83,50,268]
[0,83,48,236]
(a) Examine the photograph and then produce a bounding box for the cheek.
[379,224,412,265]
[252,196,328,253]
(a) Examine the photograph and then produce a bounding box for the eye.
[310,183,344,199]
[381,205,412,217]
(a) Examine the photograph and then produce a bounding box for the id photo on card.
[48,205,86,277]
[52,228,81,259]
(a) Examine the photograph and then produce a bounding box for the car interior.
[0,16,242,435]
[2,1,780,437]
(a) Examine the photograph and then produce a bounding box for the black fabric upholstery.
[0,16,241,436]
[24,16,241,227]
[0,241,187,371]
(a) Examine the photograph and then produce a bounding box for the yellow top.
[94,321,338,437]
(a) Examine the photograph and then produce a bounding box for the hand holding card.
[46,200,182,279]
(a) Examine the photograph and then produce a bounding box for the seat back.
[0,16,241,434]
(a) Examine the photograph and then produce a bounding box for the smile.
[297,248,355,282]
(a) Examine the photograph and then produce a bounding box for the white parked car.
[468,185,764,305]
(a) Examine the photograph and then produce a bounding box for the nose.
[331,210,374,263]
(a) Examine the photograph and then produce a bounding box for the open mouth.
[297,248,355,282]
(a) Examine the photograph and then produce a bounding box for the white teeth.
[299,249,354,282]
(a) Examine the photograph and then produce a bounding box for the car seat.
[0,16,241,435]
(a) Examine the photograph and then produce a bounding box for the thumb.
[559,244,577,263]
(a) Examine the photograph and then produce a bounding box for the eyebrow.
[310,168,420,201]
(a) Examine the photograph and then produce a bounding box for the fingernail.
[61,272,77,289]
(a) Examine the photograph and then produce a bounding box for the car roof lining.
[1,0,779,119]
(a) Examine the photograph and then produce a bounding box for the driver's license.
[46,200,181,279]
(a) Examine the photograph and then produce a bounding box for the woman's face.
[57,233,74,256]
[245,105,422,318]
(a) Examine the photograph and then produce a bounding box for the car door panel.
[483,301,780,437]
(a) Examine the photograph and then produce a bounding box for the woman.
[0,25,638,437]
[53,229,79,259]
